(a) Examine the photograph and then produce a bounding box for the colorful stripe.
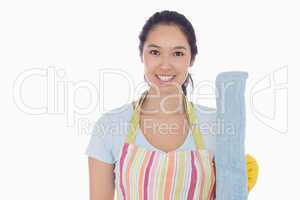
[187,151,197,199]
[173,151,185,199]
[164,151,175,199]
[116,146,215,199]
[148,152,159,199]
[119,143,129,200]
[143,151,155,200]
[196,151,206,199]
[125,145,137,199]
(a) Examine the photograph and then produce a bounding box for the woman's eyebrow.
[147,44,161,49]
[147,44,187,50]
[173,46,187,50]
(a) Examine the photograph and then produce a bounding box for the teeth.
[157,75,175,81]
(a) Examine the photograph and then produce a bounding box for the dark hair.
[139,10,197,95]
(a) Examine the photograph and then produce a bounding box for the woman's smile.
[155,74,176,84]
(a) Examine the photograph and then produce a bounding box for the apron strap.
[126,90,148,144]
[126,90,205,150]
[183,97,205,150]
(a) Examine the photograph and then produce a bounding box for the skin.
[88,157,115,200]
[141,24,194,116]
[87,24,194,199]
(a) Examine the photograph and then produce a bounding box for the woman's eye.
[149,50,160,56]
[174,51,184,56]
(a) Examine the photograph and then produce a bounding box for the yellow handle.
[246,154,259,192]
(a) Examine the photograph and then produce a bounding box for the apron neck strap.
[126,90,205,150]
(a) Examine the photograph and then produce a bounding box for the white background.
[0,0,299,199]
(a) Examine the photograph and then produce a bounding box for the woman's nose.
[159,54,172,68]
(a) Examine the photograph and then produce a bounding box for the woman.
[86,10,258,199]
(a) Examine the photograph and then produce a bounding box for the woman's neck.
[140,88,186,116]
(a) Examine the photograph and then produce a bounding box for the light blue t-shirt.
[85,102,217,164]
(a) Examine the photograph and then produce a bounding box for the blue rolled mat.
[215,71,248,200]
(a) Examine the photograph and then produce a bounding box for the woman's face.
[142,24,193,94]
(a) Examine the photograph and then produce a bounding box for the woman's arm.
[88,157,115,200]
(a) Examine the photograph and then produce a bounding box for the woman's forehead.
[145,25,189,48]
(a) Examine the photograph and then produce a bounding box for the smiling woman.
[86,10,258,200]
[139,11,197,96]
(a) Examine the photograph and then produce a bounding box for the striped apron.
[114,90,216,200]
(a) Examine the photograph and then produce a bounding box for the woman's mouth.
[155,74,176,84]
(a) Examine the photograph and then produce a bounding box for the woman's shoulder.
[88,102,134,139]
[86,102,135,163]
[94,102,134,124]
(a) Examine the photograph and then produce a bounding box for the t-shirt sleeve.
[85,114,114,164]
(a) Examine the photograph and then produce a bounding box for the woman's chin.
[150,84,182,94]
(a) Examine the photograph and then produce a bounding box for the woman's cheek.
[144,55,154,66]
